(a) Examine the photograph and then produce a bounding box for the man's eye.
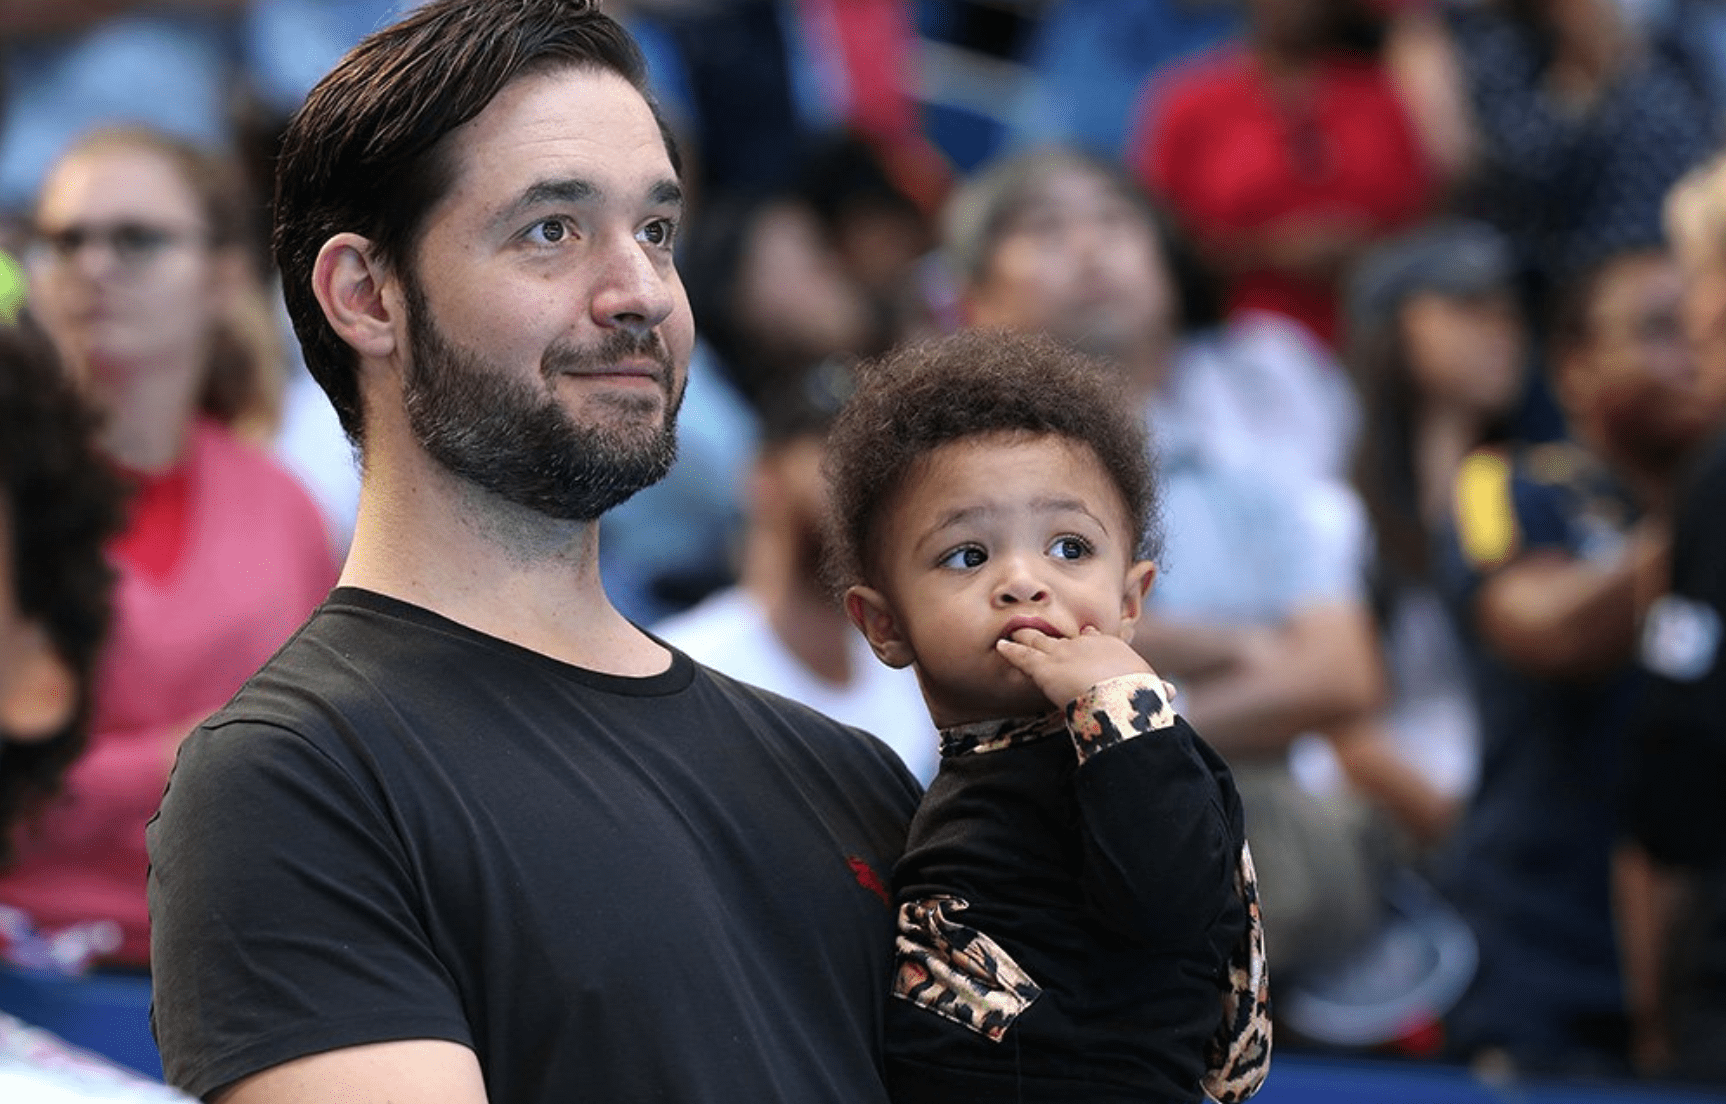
[938,546,987,569]
[638,218,678,248]
[1049,536,1091,561]
[527,218,569,244]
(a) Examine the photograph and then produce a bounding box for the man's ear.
[844,585,915,669]
[1116,560,1158,641]
[312,233,400,362]
[0,622,77,742]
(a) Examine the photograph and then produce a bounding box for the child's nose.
[992,559,1050,605]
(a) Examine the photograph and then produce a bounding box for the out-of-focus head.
[25,127,251,404]
[944,148,1176,365]
[1665,152,1726,413]
[1348,218,1525,421]
[683,192,874,404]
[273,0,670,446]
[1550,244,1720,475]
[0,317,124,858]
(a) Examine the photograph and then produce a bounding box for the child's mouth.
[999,616,1063,641]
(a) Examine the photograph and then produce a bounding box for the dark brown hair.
[272,0,669,444]
[823,328,1159,589]
[0,316,125,863]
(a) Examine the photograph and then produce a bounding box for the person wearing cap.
[1432,238,1720,1074]
[1339,218,1527,845]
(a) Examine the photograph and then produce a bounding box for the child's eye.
[938,545,987,570]
[1048,535,1092,561]
[524,217,573,245]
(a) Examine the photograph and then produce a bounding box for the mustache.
[540,330,675,384]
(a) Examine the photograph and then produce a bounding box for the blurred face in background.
[966,161,1174,364]
[26,142,230,392]
[733,200,874,370]
[1400,287,1526,421]
[1561,250,1718,475]
[1667,194,1726,414]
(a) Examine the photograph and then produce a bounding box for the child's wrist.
[1064,673,1179,764]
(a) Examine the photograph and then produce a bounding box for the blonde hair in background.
[1665,150,1726,264]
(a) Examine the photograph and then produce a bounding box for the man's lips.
[1000,616,1063,642]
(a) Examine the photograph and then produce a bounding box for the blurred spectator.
[939,148,1483,1043]
[653,362,938,785]
[621,0,947,213]
[1131,0,1433,350]
[1448,0,1719,311]
[1435,241,1720,1074]
[1616,152,1726,1086]
[0,126,336,970]
[1337,218,1528,845]
[1007,0,1242,159]
[0,2,246,218]
[0,315,190,1098]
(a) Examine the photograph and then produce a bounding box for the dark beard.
[400,275,681,522]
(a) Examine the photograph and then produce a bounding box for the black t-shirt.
[146,588,920,1103]
[1628,430,1726,867]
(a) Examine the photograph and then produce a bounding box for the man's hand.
[998,626,1154,710]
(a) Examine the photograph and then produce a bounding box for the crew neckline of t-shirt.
[324,585,695,697]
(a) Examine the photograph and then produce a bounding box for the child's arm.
[1000,626,1243,946]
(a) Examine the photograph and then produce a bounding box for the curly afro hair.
[0,315,125,863]
[822,328,1159,591]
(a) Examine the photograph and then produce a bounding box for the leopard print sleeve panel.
[893,896,1042,1042]
[1204,840,1273,1102]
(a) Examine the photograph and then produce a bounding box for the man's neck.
[340,435,670,677]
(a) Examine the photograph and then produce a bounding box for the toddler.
[824,330,1270,1103]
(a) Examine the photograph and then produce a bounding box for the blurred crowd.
[3,0,1726,1094]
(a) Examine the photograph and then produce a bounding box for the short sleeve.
[147,721,471,1098]
[1436,449,1572,619]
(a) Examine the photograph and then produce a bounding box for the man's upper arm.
[215,1040,487,1104]
[149,718,472,1097]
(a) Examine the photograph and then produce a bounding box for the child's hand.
[998,625,1154,709]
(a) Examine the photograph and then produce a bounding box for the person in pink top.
[1132,0,1432,350]
[1,126,337,967]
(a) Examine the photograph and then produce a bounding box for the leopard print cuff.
[1064,673,1179,764]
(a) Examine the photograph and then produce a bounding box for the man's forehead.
[441,65,676,198]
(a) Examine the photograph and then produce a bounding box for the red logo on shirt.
[847,855,890,906]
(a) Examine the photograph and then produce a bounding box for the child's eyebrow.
[918,497,1110,550]
[1031,496,1111,532]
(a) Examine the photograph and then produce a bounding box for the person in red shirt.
[1,126,336,969]
[1132,0,1433,350]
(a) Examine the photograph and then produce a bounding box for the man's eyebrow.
[493,177,684,230]
[649,179,685,210]
[493,178,597,228]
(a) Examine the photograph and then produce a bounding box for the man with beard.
[1435,243,1714,1074]
[652,369,938,785]
[143,2,920,1103]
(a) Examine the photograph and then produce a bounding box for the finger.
[996,636,1048,673]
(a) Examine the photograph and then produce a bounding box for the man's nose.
[591,234,676,337]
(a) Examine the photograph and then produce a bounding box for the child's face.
[846,432,1153,728]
